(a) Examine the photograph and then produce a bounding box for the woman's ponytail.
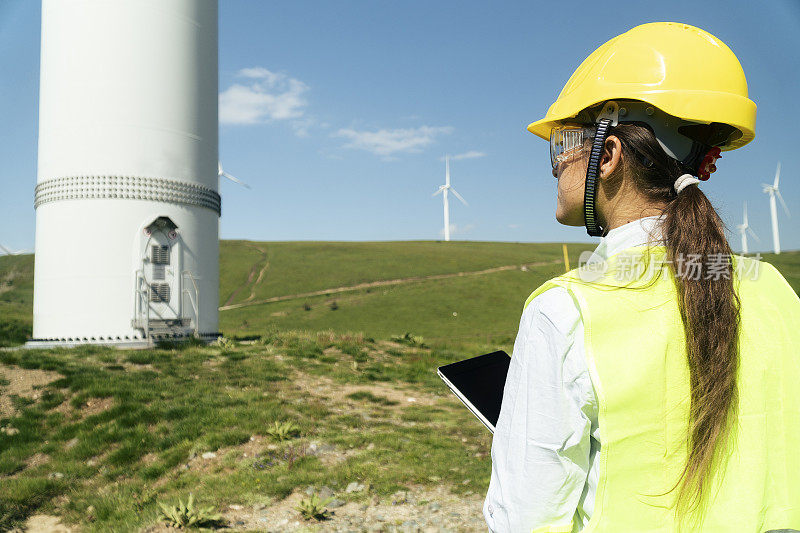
[662,183,740,518]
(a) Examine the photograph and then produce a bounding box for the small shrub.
[295,493,333,521]
[303,302,312,311]
[212,336,236,351]
[282,444,310,469]
[390,332,426,347]
[266,420,300,442]
[329,301,339,311]
[255,443,309,470]
[157,493,225,529]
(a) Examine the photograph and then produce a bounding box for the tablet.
[437,350,511,433]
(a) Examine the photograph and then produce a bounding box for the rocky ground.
[140,483,487,532]
[21,485,487,533]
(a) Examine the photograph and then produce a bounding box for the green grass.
[221,266,566,345]
[0,253,34,347]
[218,240,579,306]
[0,333,493,531]
[220,241,588,350]
[216,240,589,347]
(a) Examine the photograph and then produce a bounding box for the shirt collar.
[592,215,666,260]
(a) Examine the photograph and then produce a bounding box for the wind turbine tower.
[433,155,468,241]
[762,162,791,254]
[736,202,759,255]
[29,0,220,347]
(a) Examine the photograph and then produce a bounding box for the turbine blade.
[747,227,760,242]
[0,243,12,255]
[445,155,450,187]
[774,161,781,189]
[450,187,469,206]
[776,190,790,218]
[432,188,443,197]
[221,171,251,189]
[743,202,748,226]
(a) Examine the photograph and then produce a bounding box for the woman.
[483,22,800,532]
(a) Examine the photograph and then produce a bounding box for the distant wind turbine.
[432,155,468,241]
[0,244,28,256]
[218,161,251,189]
[762,162,790,254]
[736,202,759,255]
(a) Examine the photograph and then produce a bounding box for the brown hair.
[605,123,741,523]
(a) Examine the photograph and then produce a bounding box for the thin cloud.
[219,67,309,126]
[449,151,487,161]
[439,223,476,238]
[335,126,453,158]
[237,67,282,81]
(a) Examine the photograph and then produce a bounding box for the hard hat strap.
[584,119,612,237]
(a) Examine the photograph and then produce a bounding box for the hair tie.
[674,174,700,194]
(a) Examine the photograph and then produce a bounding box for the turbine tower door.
[134,216,187,338]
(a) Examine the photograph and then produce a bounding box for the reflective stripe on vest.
[523,245,800,532]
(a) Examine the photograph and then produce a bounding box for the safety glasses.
[550,125,596,170]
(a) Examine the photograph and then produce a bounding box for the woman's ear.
[599,135,623,179]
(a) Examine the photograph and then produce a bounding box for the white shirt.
[483,215,666,533]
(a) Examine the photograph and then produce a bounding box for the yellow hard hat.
[527,22,756,150]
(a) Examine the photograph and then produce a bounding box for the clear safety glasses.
[550,125,596,170]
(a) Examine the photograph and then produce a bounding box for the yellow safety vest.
[523,245,800,532]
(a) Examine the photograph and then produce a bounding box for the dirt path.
[223,245,269,307]
[246,255,270,302]
[219,259,562,312]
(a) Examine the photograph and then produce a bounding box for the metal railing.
[133,269,151,338]
[182,270,200,337]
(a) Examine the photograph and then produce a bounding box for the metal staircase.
[133,269,199,342]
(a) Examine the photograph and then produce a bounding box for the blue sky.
[1,0,799,252]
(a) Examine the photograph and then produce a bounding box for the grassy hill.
[219,240,591,348]
[2,242,800,348]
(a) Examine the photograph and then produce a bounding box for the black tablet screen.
[438,351,511,429]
